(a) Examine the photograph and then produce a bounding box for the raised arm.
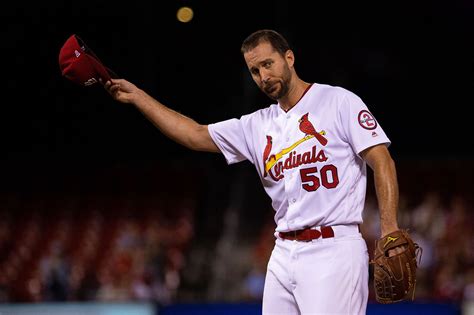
[360,144,399,237]
[104,78,220,153]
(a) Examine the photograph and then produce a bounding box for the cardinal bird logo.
[298,113,327,146]
[263,135,273,177]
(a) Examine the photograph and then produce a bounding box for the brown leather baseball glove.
[371,229,422,304]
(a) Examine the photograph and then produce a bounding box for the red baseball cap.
[59,34,117,87]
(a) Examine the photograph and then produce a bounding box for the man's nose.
[259,68,271,84]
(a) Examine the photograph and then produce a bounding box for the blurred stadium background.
[1,0,473,314]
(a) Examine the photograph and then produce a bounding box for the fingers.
[102,79,120,94]
[108,83,122,94]
[100,78,135,104]
[100,78,121,87]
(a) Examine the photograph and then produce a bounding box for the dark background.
[2,0,473,166]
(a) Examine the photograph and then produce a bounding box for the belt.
[278,224,360,241]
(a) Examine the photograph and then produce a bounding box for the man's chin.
[264,87,280,100]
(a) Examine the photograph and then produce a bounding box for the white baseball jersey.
[208,83,390,232]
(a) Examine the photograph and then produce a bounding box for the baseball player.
[104,29,401,314]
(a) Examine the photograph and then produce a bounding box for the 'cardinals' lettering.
[268,145,328,181]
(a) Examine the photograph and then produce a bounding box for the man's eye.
[264,61,272,68]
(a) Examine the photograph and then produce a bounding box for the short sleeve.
[208,117,254,165]
[340,91,391,156]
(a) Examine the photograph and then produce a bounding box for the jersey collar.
[279,83,314,114]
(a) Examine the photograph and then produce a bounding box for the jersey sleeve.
[340,91,391,156]
[208,116,255,165]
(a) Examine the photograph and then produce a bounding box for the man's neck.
[279,80,312,112]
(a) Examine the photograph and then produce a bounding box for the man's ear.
[285,50,295,67]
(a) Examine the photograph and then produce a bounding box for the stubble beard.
[263,65,292,101]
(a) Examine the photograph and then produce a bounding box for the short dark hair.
[241,29,291,56]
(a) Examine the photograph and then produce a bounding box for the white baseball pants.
[262,225,369,315]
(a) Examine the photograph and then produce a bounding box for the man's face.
[244,42,292,100]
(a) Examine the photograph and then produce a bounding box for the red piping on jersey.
[282,83,314,113]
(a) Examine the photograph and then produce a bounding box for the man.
[104,29,400,314]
